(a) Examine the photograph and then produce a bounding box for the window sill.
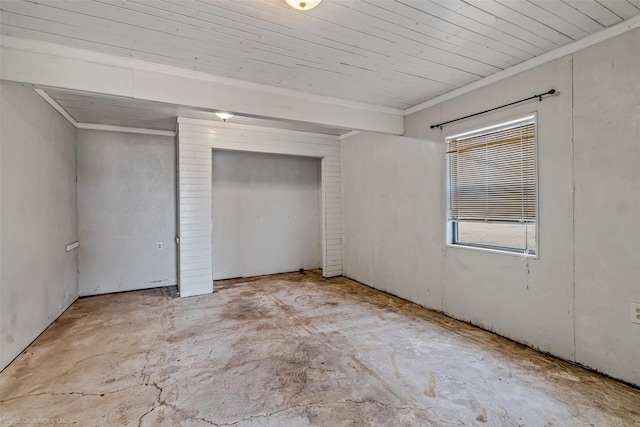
[445,243,538,260]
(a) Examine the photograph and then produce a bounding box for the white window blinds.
[446,116,536,224]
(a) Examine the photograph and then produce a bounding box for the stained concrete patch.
[1,271,639,426]
[424,374,436,398]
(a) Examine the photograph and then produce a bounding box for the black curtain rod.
[430,89,556,129]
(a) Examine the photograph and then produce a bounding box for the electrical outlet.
[631,303,640,325]
[157,242,163,251]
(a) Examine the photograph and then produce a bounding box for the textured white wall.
[341,133,442,308]
[343,29,640,386]
[77,129,177,296]
[572,29,640,385]
[212,150,321,280]
[412,56,576,362]
[346,56,574,362]
[1,84,78,371]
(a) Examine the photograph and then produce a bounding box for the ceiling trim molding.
[33,88,176,136]
[33,88,79,126]
[339,130,361,140]
[177,117,339,140]
[76,123,176,137]
[404,14,640,116]
[1,36,403,135]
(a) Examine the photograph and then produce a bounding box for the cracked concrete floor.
[1,271,639,426]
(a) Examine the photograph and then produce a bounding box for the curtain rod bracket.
[431,89,556,130]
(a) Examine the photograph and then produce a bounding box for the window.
[446,115,537,256]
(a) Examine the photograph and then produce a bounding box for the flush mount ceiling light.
[285,0,322,11]
[215,112,233,122]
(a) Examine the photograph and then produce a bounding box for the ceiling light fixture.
[215,112,233,122]
[285,0,322,11]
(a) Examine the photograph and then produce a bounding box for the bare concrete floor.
[1,271,639,426]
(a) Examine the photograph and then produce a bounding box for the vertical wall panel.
[77,130,176,296]
[322,156,342,276]
[177,128,213,297]
[177,118,341,297]
[1,84,78,370]
[573,28,640,386]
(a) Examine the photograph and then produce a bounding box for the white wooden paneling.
[494,0,589,40]
[1,0,637,110]
[598,0,640,19]
[562,0,622,27]
[404,0,542,56]
[177,118,342,297]
[534,1,604,33]
[177,124,213,297]
[463,1,573,46]
[431,1,561,51]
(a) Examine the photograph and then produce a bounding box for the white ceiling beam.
[0,36,404,135]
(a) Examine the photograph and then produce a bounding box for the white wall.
[177,118,341,297]
[342,133,442,308]
[0,84,78,371]
[212,150,321,280]
[77,129,176,296]
[572,29,640,386]
[342,28,640,386]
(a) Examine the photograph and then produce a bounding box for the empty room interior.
[1,0,639,425]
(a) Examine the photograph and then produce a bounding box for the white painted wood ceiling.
[2,0,639,111]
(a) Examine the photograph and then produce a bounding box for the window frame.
[444,113,539,259]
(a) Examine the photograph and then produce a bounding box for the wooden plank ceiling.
[2,0,639,110]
